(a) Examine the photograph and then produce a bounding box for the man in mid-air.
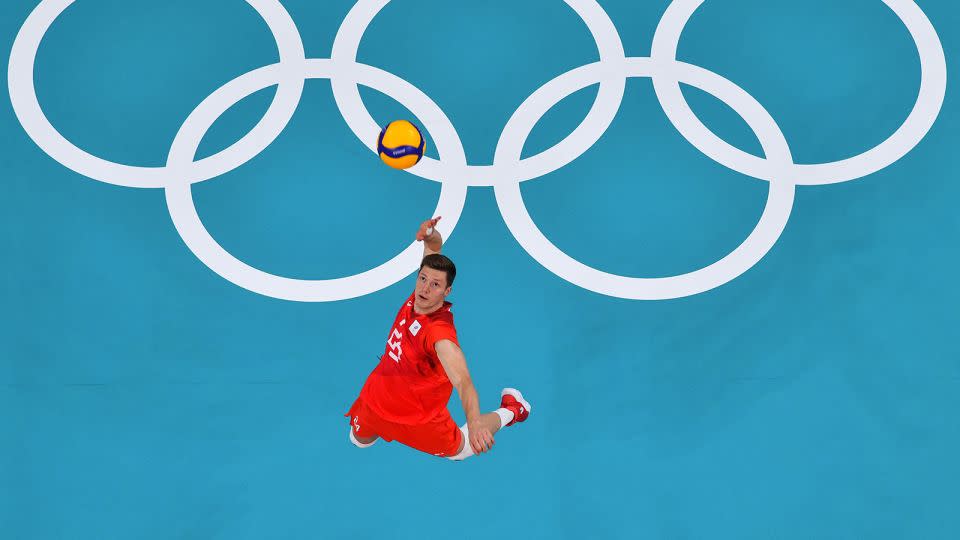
[345,217,531,460]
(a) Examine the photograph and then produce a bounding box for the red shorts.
[345,397,463,457]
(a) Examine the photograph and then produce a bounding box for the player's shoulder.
[429,308,455,326]
[425,312,457,344]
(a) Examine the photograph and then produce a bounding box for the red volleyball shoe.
[500,388,531,427]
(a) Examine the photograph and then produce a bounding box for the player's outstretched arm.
[435,339,495,454]
[416,216,443,258]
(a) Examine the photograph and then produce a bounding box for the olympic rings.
[7,0,947,300]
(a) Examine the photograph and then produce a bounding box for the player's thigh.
[396,412,462,457]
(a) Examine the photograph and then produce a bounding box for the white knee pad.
[349,428,376,449]
[447,424,475,461]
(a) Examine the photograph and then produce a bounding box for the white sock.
[495,407,515,428]
[448,424,475,461]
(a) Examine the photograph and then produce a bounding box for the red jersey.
[359,293,459,424]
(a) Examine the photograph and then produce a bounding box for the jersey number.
[387,319,405,362]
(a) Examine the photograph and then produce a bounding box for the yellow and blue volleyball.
[377,120,426,170]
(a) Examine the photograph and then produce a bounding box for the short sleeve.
[425,320,458,354]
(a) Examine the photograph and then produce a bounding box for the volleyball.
[377,120,426,170]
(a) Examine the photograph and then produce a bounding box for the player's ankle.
[495,407,515,428]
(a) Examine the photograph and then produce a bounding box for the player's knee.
[447,425,473,461]
[349,428,378,448]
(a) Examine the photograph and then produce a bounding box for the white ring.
[8,0,306,188]
[494,58,796,300]
[165,59,468,302]
[649,0,947,186]
[329,0,627,186]
[7,1,947,302]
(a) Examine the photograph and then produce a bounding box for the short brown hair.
[420,254,456,287]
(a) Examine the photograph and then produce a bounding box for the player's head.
[420,253,456,287]
[415,254,455,312]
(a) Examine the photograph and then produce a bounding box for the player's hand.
[468,419,494,454]
[415,216,442,241]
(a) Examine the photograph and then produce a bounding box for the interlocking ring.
[8,0,947,301]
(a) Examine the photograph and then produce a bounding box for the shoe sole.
[501,387,532,414]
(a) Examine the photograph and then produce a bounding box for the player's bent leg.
[447,389,532,461]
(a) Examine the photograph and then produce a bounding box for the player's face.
[414,267,451,313]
